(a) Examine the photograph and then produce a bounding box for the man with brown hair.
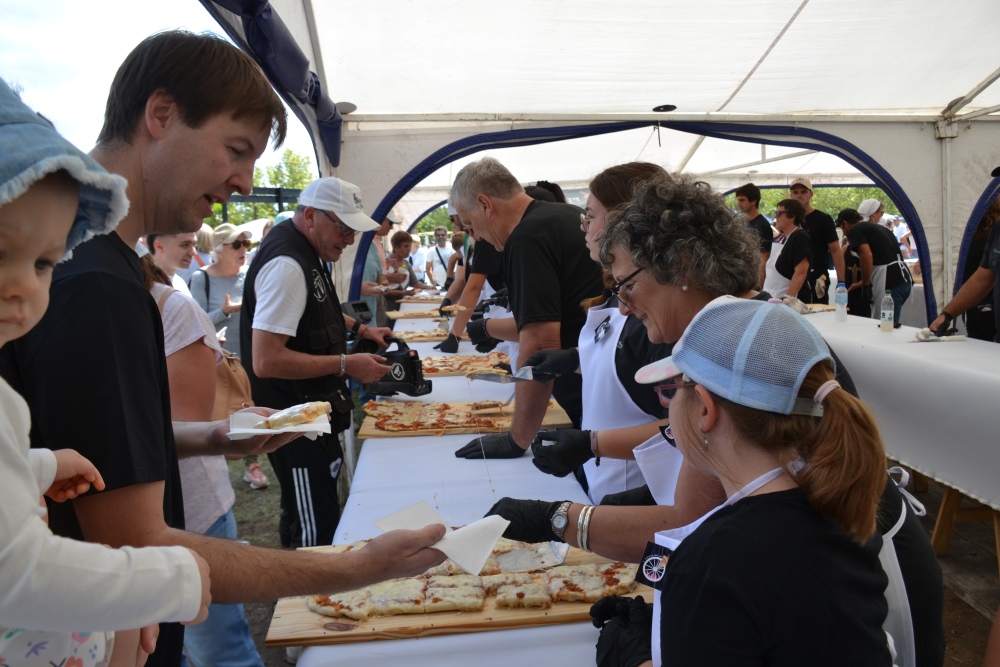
[789,177,845,303]
[0,31,444,667]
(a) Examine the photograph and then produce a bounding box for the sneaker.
[243,462,269,489]
[284,646,301,665]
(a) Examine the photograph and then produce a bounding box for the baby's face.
[0,173,76,346]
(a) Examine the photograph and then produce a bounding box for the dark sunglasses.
[230,240,252,250]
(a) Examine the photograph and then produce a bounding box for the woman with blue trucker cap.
[591,296,892,666]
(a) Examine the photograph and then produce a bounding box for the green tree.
[724,186,902,220]
[210,149,315,226]
[412,206,453,236]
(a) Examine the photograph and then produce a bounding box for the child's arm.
[44,448,106,502]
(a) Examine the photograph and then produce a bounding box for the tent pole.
[697,149,817,176]
[677,136,705,171]
[941,136,953,299]
[942,65,1000,119]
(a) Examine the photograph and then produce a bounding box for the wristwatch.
[351,319,362,335]
[550,501,572,541]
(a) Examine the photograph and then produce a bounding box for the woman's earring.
[700,431,709,453]
[682,285,689,292]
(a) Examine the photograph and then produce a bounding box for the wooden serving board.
[807,304,837,313]
[400,295,445,303]
[387,309,448,320]
[393,330,464,344]
[357,401,572,439]
[265,547,651,647]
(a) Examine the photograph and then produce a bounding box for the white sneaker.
[284,646,302,665]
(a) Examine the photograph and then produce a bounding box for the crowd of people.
[3,22,1000,667]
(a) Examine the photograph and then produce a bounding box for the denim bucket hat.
[0,79,128,254]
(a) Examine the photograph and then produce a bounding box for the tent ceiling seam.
[716,0,810,112]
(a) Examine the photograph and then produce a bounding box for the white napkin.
[375,501,510,575]
[227,412,331,441]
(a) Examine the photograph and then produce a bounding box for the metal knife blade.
[468,372,531,384]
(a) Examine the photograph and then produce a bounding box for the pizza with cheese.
[440,304,468,313]
[392,330,458,343]
[253,401,331,430]
[362,400,505,434]
[420,351,509,377]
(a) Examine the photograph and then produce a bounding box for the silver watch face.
[552,513,568,531]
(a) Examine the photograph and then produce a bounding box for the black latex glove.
[484,497,564,543]
[932,311,958,337]
[531,429,593,477]
[455,432,525,459]
[433,332,460,353]
[475,338,501,353]
[489,288,509,310]
[438,297,453,318]
[493,362,513,374]
[599,484,657,507]
[592,595,654,667]
[465,317,494,345]
[521,347,580,382]
[861,284,874,306]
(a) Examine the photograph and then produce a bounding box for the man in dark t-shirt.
[790,177,845,303]
[451,158,604,459]
[735,183,773,288]
[933,200,1000,342]
[838,209,912,321]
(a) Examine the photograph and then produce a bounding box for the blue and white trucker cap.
[635,296,833,416]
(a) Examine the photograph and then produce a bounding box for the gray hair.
[599,173,760,298]
[448,157,524,212]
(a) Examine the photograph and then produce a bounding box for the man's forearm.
[830,242,846,284]
[943,267,995,318]
[484,317,518,342]
[510,380,555,447]
[450,275,485,334]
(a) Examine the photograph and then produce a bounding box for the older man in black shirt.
[451,158,604,459]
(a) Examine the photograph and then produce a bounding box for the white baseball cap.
[298,177,379,232]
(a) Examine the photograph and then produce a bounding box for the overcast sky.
[0,0,316,171]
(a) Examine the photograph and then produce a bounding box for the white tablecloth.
[300,337,596,666]
[809,312,1000,509]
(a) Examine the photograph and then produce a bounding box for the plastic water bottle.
[834,282,848,323]
[880,291,894,332]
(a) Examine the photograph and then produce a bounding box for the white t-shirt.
[252,255,309,335]
[171,272,192,298]
[151,283,233,534]
[426,244,455,286]
[409,246,428,281]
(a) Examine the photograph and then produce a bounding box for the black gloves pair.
[483,497,564,543]
[591,595,654,667]
[521,347,580,382]
[454,432,525,459]
[531,429,593,477]
[433,333,460,353]
[465,318,501,353]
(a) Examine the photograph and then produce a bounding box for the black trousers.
[267,432,343,548]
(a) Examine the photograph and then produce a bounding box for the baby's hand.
[45,449,106,502]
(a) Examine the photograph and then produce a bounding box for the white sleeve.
[252,257,308,336]
[27,448,57,492]
[159,289,224,363]
[0,382,203,632]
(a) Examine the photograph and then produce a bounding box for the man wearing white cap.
[241,176,394,547]
[789,177,845,303]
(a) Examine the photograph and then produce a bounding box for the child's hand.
[45,449,106,502]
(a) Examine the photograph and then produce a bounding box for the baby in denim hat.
[0,79,210,667]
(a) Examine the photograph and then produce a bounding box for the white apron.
[763,236,792,298]
[579,305,650,504]
[480,281,519,370]
[632,433,684,505]
[650,468,785,667]
[869,255,910,320]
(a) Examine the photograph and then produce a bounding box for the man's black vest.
[241,222,353,431]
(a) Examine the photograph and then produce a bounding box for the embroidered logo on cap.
[353,192,363,209]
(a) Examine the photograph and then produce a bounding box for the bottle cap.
[837,282,845,287]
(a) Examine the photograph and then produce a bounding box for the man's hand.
[359,281,383,297]
[182,548,212,625]
[484,497,564,543]
[521,348,580,381]
[531,429,593,477]
[930,311,957,336]
[207,406,302,458]
[861,284,873,306]
[465,318,495,345]
[359,524,448,582]
[438,297,453,318]
[362,325,393,347]
[347,353,391,383]
[47,449,106,502]
[433,333,460,353]
[455,432,525,459]
[489,288,509,310]
[591,595,654,667]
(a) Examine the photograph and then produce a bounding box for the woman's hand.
[46,449,106,502]
[221,294,242,315]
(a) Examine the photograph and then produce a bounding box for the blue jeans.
[891,282,912,324]
[180,509,264,667]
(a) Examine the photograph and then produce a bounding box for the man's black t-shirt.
[469,237,505,292]
[847,222,909,289]
[747,213,773,255]
[503,200,604,425]
[0,233,185,667]
[661,488,892,666]
[774,229,813,302]
[979,220,1000,341]
[803,208,838,272]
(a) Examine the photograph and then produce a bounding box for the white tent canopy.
[201,0,1000,321]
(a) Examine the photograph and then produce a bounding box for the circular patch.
[390,362,406,381]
